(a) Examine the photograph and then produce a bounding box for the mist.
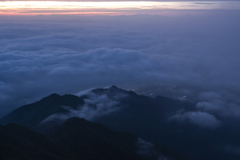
[0,11,240,117]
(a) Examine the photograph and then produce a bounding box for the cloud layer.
[0,12,240,118]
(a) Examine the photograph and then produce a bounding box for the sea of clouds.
[0,11,240,119]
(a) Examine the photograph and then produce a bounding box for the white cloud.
[41,91,127,123]
[196,101,222,112]
[136,138,155,156]
[169,111,220,128]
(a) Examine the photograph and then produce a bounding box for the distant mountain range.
[1,86,240,160]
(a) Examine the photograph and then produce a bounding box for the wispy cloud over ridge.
[41,89,127,123]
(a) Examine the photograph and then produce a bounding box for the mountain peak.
[46,93,61,99]
[109,85,119,89]
[91,85,123,95]
[50,93,60,97]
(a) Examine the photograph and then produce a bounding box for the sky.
[1,1,240,15]
[0,1,240,118]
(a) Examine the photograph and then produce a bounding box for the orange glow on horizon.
[0,1,240,16]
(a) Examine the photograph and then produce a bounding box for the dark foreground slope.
[0,123,75,160]
[0,117,159,160]
[47,117,142,160]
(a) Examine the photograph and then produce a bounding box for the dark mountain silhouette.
[0,86,194,133]
[48,117,141,160]
[1,86,240,160]
[0,93,84,131]
[0,117,162,160]
[0,123,75,160]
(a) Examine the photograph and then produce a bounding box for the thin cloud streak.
[0,1,240,15]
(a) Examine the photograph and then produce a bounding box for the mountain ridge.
[0,85,193,132]
[2,86,240,160]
